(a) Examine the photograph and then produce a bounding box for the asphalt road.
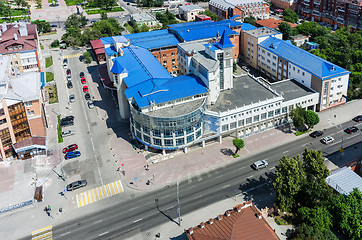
[27,120,361,240]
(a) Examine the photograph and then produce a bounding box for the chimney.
[209,218,214,224]
[14,21,18,28]
[199,222,205,228]
[217,214,223,220]
[14,34,18,41]
[188,228,194,235]
[257,213,262,219]
[236,206,242,212]
[1,22,7,32]
[225,211,231,217]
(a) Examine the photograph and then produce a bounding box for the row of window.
[137,129,202,147]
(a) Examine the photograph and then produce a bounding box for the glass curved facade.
[130,99,206,150]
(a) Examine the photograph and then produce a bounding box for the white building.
[179,5,205,21]
[130,13,160,29]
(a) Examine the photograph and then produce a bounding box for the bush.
[50,40,60,48]
[83,51,92,64]
[57,115,63,143]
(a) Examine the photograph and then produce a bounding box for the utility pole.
[177,181,181,226]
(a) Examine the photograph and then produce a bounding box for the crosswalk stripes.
[76,180,124,208]
[63,53,82,59]
[32,225,52,240]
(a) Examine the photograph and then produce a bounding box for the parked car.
[65,151,81,160]
[83,85,89,93]
[63,58,68,68]
[252,160,268,170]
[61,116,74,123]
[321,136,335,144]
[84,93,91,100]
[63,144,78,153]
[67,75,72,81]
[344,126,359,134]
[61,130,75,137]
[87,100,94,109]
[91,20,97,23]
[309,130,323,138]
[60,120,74,127]
[69,94,76,103]
[66,180,87,191]
[79,72,85,78]
[79,55,84,62]
[352,115,362,122]
[67,81,73,89]
[66,69,71,75]
[50,24,57,28]
[81,77,86,84]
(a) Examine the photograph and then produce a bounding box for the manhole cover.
[130,194,135,198]
[146,232,151,237]
[77,222,82,227]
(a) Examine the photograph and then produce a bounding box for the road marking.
[283,151,289,153]
[32,225,52,240]
[215,174,223,179]
[222,184,230,189]
[196,194,204,198]
[238,166,246,170]
[99,231,109,237]
[93,220,103,224]
[60,231,71,237]
[247,175,254,178]
[133,218,143,223]
[269,166,276,170]
[76,180,124,208]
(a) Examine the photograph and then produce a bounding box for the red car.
[66,69,71,75]
[81,77,86,84]
[83,85,89,93]
[62,144,78,153]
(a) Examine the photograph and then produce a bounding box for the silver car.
[66,180,87,191]
[252,160,268,170]
[321,136,335,144]
[87,100,94,109]
[61,130,75,137]
[69,94,75,103]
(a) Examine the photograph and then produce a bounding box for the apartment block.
[271,0,298,10]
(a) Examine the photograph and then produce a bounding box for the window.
[187,135,194,143]
[153,138,161,146]
[253,115,259,122]
[238,120,244,127]
[152,129,161,137]
[164,139,173,146]
[27,110,35,116]
[175,129,184,136]
[275,109,281,115]
[230,122,237,129]
[246,117,252,125]
[176,138,184,146]
[222,124,229,132]
[268,111,274,118]
[25,101,33,107]
[302,72,305,76]
[163,60,167,65]
[143,135,151,143]
[164,130,173,138]
[282,107,287,113]
[143,126,150,134]
[163,54,166,58]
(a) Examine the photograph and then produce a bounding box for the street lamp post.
[177,181,181,226]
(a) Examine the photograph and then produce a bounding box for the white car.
[87,100,94,109]
[61,130,75,137]
[252,160,268,170]
[321,136,335,144]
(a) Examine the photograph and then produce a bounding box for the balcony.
[314,0,321,5]
[312,10,320,16]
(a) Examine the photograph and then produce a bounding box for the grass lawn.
[40,44,44,50]
[84,2,118,9]
[0,16,29,23]
[9,8,28,17]
[39,31,57,36]
[57,115,63,143]
[45,56,53,68]
[86,7,124,15]
[64,0,83,6]
[294,129,312,136]
[46,72,54,82]
[46,85,58,104]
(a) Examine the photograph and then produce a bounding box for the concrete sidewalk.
[110,100,362,191]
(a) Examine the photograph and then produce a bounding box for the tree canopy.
[156,10,178,29]
[304,110,320,129]
[289,223,338,240]
[282,8,299,23]
[232,138,244,154]
[278,21,293,40]
[205,10,218,21]
[33,20,51,33]
[243,16,256,26]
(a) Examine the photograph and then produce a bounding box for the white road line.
[269,166,276,170]
[283,151,289,153]
[196,194,204,198]
[93,220,103,224]
[60,231,71,237]
[133,218,143,223]
[247,175,254,178]
[222,184,230,189]
[215,174,223,179]
[238,166,245,170]
[99,231,109,237]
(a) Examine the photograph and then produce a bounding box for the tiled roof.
[186,201,279,240]
[256,19,297,29]
[0,23,38,54]
[90,39,104,49]
[259,37,350,80]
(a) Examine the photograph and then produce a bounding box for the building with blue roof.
[257,36,350,111]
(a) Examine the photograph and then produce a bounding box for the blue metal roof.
[176,26,237,42]
[124,29,180,49]
[259,37,350,80]
[125,75,208,108]
[111,59,126,74]
[104,46,117,56]
[113,46,171,88]
[100,36,113,45]
[214,30,234,49]
[40,72,45,88]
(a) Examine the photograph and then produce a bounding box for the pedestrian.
[48,205,51,211]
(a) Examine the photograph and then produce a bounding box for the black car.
[67,81,73,89]
[352,115,362,122]
[84,93,91,100]
[344,126,359,134]
[66,180,87,191]
[79,55,84,62]
[50,24,57,28]
[60,120,74,127]
[79,72,85,78]
[309,130,323,138]
[61,116,74,123]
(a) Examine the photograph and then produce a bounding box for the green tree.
[101,12,108,20]
[33,20,51,33]
[332,188,362,240]
[50,40,60,48]
[273,155,305,211]
[243,16,256,26]
[278,21,293,40]
[140,24,149,32]
[232,138,244,155]
[35,0,42,8]
[14,0,25,8]
[205,10,218,21]
[290,106,306,130]
[304,110,319,129]
[83,51,92,64]
[289,223,338,240]
[282,8,299,23]
[302,148,329,181]
[298,206,333,232]
[64,14,87,29]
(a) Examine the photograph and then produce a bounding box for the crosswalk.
[63,53,82,59]
[76,180,124,208]
[32,225,52,240]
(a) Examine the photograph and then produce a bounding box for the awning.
[40,72,45,87]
